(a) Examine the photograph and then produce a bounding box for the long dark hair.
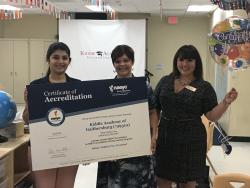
[46,42,71,76]
[111,44,134,64]
[172,45,203,79]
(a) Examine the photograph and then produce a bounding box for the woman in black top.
[154,45,238,188]
[96,44,158,188]
[23,42,80,188]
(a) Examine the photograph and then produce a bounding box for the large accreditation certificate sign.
[28,77,151,171]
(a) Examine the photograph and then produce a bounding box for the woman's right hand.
[22,87,29,124]
[24,87,28,104]
[223,88,238,105]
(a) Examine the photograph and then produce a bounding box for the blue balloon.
[0,91,17,128]
[235,60,243,68]
[240,19,248,29]
[247,22,250,30]
[214,44,224,56]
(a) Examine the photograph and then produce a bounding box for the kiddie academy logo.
[80,50,111,60]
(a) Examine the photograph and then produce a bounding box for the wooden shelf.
[0,134,30,188]
[0,134,29,152]
[14,171,31,186]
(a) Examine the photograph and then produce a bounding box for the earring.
[113,69,116,73]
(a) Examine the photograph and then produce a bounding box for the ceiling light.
[187,5,217,12]
[85,5,113,12]
[0,5,21,11]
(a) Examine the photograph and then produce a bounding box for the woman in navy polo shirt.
[23,42,80,188]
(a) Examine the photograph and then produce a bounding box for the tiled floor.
[27,146,250,188]
[207,142,250,184]
[74,163,98,188]
[73,142,250,188]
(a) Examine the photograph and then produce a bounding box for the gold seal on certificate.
[47,108,65,126]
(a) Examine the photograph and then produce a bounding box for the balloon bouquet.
[209,16,250,71]
[207,3,250,154]
[211,0,250,11]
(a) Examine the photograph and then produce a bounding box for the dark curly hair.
[111,45,134,64]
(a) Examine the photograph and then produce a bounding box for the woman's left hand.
[223,88,238,105]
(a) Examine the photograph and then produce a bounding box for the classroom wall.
[0,13,210,87]
[1,12,249,136]
[0,22,3,37]
[147,16,210,88]
[0,14,57,39]
[228,9,250,136]
[211,9,250,136]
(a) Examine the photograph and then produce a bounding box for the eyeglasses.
[114,58,131,64]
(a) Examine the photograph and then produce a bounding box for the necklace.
[177,78,192,86]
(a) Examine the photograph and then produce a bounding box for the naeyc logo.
[47,108,65,126]
[109,85,131,96]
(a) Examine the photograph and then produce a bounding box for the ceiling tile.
[0,0,216,16]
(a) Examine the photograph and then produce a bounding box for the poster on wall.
[28,77,151,171]
[59,19,146,81]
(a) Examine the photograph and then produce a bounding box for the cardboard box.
[0,121,24,138]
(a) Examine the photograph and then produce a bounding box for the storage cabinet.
[0,39,29,104]
[0,134,30,188]
[0,40,14,97]
[0,38,55,104]
[13,40,29,104]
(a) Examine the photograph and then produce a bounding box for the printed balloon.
[208,16,250,70]
[214,44,224,56]
[228,46,239,60]
[239,43,250,60]
[235,60,243,68]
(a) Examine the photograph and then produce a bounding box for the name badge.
[185,85,197,92]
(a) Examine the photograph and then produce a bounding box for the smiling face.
[113,54,133,78]
[173,45,203,79]
[177,57,196,77]
[48,49,71,75]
